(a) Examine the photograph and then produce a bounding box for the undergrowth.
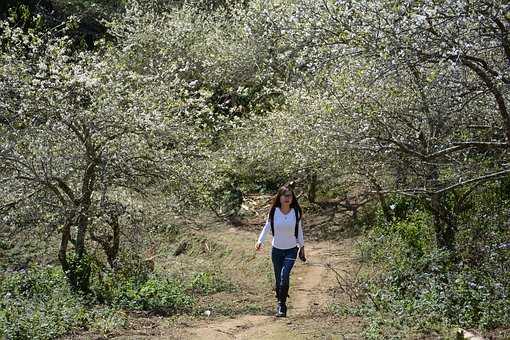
[335,191,510,338]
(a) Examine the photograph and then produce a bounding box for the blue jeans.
[271,246,298,288]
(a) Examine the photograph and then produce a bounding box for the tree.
[0,13,209,291]
[282,0,510,250]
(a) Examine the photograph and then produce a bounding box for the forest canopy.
[1,0,509,338]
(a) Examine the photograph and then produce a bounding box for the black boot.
[276,301,284,317]
[276,285,289,317]
[275,285,283,317]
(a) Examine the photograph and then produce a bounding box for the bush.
[374,249,510,330]
[92,271,194,315]
[361,210,434,263]
[355,195,510,336]
[137,277,194,313]
[0,261,196,339]
[0,266,89,340]
[189,271,236,295]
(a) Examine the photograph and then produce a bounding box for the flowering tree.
[0,11,210,291]
[277,0,510,250]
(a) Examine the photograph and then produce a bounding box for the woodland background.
[0,0,509,338]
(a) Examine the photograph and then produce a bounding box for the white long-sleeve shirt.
[257,207,305,249]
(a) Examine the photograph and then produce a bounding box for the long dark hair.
[268,184,302,226]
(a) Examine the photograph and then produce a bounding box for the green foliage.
[1,266,65,300]
[0,242,240,338]
[367,250,510,331]
[497,176,510,200]
[87,307,128,335]
[210,177,244,216]
[53,0,125,13]
[189,271,236,295]
[128,276,194,313]
[90,258,194,314]
[362,209,434,262]
[6,4,44,30]
[386,195,423,222]
[0,266,89,339]
[357,190,510,335]
[92,268,235,315]
[0,263,195,338]
[66,253,93,293]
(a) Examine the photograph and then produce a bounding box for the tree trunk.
[368,176,392,223]
[107,216,120,269]
[75,160,97,258]
[430,192,456,251]
[67,158,97,293]
[58,213,74,275]
[308,171,317,203]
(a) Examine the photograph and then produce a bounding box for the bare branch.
[493,17,510,64]
[50,177,77,204]
[0,190,40,213]
[436,169,510,194]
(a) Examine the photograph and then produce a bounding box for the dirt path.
[175,238,362,339]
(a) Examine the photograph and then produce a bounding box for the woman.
[255,185,306,317]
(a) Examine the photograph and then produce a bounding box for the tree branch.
[380,138,508,161]
[51,177,77,204]
[493,17,510,64]
[0,190,40,213]
[436,169,510,194]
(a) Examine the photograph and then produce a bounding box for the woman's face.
[279,190,293,206]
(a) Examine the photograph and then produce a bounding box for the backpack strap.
[270,206,276,236]
[294,207,300,240]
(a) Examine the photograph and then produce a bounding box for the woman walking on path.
[255,185,306,317]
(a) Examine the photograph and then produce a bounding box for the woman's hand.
[255,242,263,251]
[299,246,306,262]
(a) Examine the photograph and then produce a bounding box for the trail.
[173,238,362,340]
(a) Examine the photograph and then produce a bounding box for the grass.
[0,212,276,339]
[157,220,275,318]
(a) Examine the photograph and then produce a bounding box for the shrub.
[360,210,434,264]
[355,195,510,336]
[0,266,89,340]
[0,261,196,339]
[189,271,236,295]
[92,271,194,315]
